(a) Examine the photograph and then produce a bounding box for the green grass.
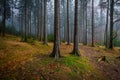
[61,56,92,74]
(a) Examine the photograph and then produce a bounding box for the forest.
[0,0,120,80]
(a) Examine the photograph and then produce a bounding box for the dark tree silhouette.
[109,0,114,49]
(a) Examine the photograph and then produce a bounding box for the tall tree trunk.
[83,1,85,45]
[91,0,94,47]
[85,2,88,45]
[37,0,40,40]
[2,0,6,37]
[40,0,43,41]
[29,11,31,35]
[21,10,24,39]
[67,0,70,45]
[63,0,66,42]
[100,2,103,45]
[11,0,14,35]
[109,0,114,49]
[24,0,27,41]
[71,0,80,56]
[19,11,21,35]
[50,0,61,58]
[34,12,37,38]
[105,0,109,48]
[34,1,37,39]
[43,0,47,45]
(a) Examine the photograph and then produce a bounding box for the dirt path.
[80,46,120,80]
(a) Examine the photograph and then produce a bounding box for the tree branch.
[113,31,118,40]
[114,18,120,23]
[114,0,120,4]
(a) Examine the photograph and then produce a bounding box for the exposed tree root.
[70,50,81,56]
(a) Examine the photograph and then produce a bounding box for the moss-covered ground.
[0,35,120,80]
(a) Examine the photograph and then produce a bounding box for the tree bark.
[24,0,28,41]
[43,0,48,45]
[11,0,14,35]
[85,2,88,45]
[63,0,66,42]
[71,0,80,56]
[109,0,114,49]
[2,0,6,37]
[67,0,70,45]
[91,0,94,47]
[37,0,40,40]
[50,0,61,58]
[105,0,109,48]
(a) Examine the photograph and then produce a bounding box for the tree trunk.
[11,0,14,35]
[105,0,109,48]
[37,0,40,40]
[63,0,66,42]
[43,0,47,45]
[91,0,94,47]
[40,0,43,41]
[83,1,85,45]
[29,11,31,35]
[24,0,28,41]
[50,0,61,58]
[71,0,80,56]
[109,0,114,49]
[2,0,6,37]
[67,0,70,45]
[85,2,88,45]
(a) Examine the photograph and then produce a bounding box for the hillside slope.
[0,35,120,80]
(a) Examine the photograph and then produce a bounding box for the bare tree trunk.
[24,0,28,41]
[34,12,37,38]
[21,10,24,38]
[63,0,66,42]
[71,0,80,56]
[85,2,88,45]
[67,0,70,45]
[91,0,94,47]
[2,0,6,37]
[40,0,43,41]
[37,0,40,40]
[11,0,14,35]
[34,1,37,39]
[29,11,31,35]
[50,0,61,58]
[105,0,109,48]
[43,0,47,45]
[83,1,85,44]
[19,11,22,36]
[109,0,114,49]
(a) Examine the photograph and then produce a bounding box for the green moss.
[61,56,92,73]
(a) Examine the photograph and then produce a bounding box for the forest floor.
[0,35,120,80]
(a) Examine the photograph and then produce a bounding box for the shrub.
[5,25,19,36]
[48,34,54,42]
[27,37,36,44]
[114,38,120,47]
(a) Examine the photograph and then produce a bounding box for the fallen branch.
[98,56,109,63]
